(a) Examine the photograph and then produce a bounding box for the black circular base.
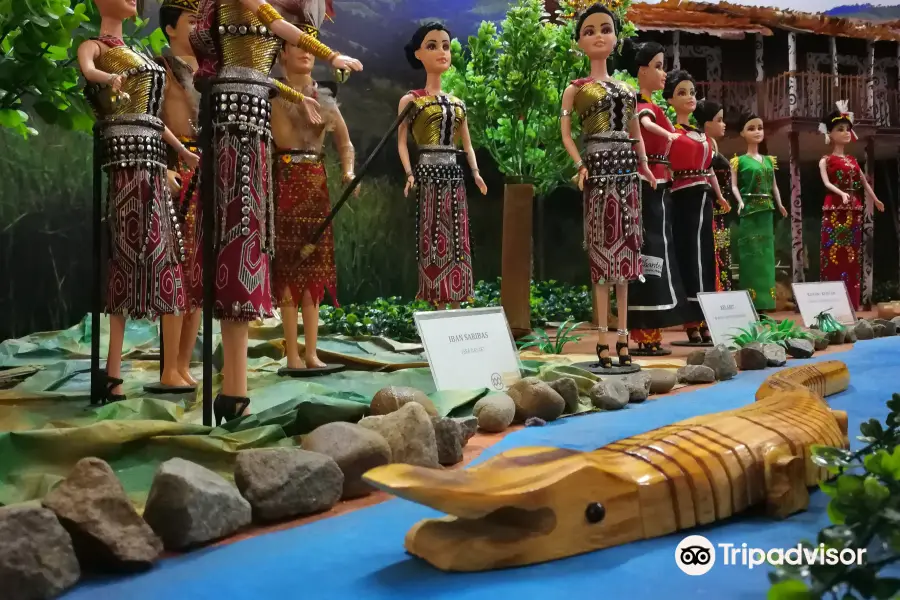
[277,364,346,378]
[143,383,197,394]
[629,346,673,357]
[572,361,642,375]
[670,340,713,348]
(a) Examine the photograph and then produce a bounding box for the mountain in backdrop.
[826,3,900,21]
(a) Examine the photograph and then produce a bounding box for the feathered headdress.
[272,0,334,37]
[563,0,628,19]
[161,0,199,13]
[819,99,858,143]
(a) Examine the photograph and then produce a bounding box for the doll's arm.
[331,108,355,183]
[560,86,582,167]
[818,157,848,198]
[77,40,120,86]
[239,0,362,71]
[772,165,787,216]
[163,126,199,167]
[460,117,487,194]
[730,160,745,210]
[398,94,415,196]
[629,114,656,188]
[640,115,677,141]
[859,167,885,211]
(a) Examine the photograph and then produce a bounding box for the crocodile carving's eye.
[585,502,606,524]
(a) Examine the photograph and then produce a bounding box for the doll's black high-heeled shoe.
[616,330,632,366]
[213,394,250,426]
[700,326,713,344]
[94,369,126,406]
[685,327,703,344]
[595,343,613,369]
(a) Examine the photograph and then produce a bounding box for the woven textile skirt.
[820,206,862,310]
[173,140,203,310]
[735,209,776,311]
[713,203,734,292]
[671,184,716,323]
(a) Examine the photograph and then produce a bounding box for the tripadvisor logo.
[675,535,867,575]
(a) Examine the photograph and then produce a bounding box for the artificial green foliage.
[728,322,776,347]
[516,317,585,354]
[768,393,900,600]
[0,0,166,137]
[318,279,595,341]
[815,310,847,334]
[759,315,818,344]
[442,0,588,196]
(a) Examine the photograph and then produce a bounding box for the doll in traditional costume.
[158,0,203,387]
[732,113,787,312]
[560,4,656,370]
[620,39,684,357]
[664,70,729,344]
[818,101,884,310]
[271,1,355,374]
[398,23,487,308]
[189,0,362,424]
[78,0,201,402]
[696,99,743,292]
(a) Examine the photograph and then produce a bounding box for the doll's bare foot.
[160,369,192,388]
[286,353,306,370]
[304,353,327,369]
[178,367,198,386]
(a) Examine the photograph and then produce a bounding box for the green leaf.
[864,475,890,502]
[874,578,900,600]
[767,579,813,600]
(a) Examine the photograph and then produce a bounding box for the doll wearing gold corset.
[77,0,201,401]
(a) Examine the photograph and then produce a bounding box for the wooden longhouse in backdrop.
[545,0,900,307]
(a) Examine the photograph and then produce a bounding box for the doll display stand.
[629,346,672,357]
[277,365,345,377]
[570,361,641,375]
[89,123,104,405]
[670,340,712,348]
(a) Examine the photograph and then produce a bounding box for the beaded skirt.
[582,136,643,285]
[415,148,473,303]
[821,202,862,310]
[209,68,275,321]
[713,203,733,292]
[99,116,186,318]
[174,139,203,310]
[272,151,338,307]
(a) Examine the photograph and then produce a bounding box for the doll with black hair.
[561,2,656,370]
[696,99,742,292]
[271,0,354,375]
[731,112,787,312]
[189,0,363,424]
[818,101,884,310]
[618,38,683,357]
[157,0,204,389]
[397,22,487,308]
[664,70,730,344]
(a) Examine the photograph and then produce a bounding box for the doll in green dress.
[731,113,788,312]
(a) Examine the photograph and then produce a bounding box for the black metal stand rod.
[200,85,214,427]
[91,126,102,403]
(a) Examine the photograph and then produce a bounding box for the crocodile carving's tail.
[363,361,851,572]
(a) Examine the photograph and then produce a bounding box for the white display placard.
[792,281,856,327]
[414,307,522,392]
[697,290,760,347]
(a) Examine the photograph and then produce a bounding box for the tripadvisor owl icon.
[676,535,716,576]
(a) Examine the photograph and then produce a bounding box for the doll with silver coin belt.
[189,0,362,424]
[560,1,656,371]
[270,0,355,375]
[398,22,487,308]
[77,0,201,403]
[817,101,884,311]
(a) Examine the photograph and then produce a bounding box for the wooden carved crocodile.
[362,361,851,572]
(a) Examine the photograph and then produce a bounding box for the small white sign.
[792,281,856,327]
[414,307,522,392]
[697,290,760,347]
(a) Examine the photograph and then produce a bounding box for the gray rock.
[828,329,846,345]
[472,394,516,433]
[874,319,897,336]
[648,369,677,394]
[763,343,788,367]
[846,328,858,343]
[548,377,580,414]
[622,372,652,403]
[687,350,706,366]
[42,457,162,572]
[785,339,815,359]
[0,505,80,600]
[525,417,547,427]
[359,402,439,467]
[735,345,767,370]
[703,344,739,381]
[454,416,478,441]
[807,329,830,351]
[676,365,717,384]
[892,316,900,329]
[431,417,467,466]
[369,386,438,417]
[143,458,252,550]
[874,324,887,338]
[300,422,391,499]
[234,449,343,522]
[507,377,566,423]
[589,380,629,410]
[854,319,875,341]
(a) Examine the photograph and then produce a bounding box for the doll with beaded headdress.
[398,22,488,309]
[76,0,202,403]
[818,100,884,310]
[157,0,205,388]
[270,0,354,375]
[188,0,362,424]
[560,0,656,371]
